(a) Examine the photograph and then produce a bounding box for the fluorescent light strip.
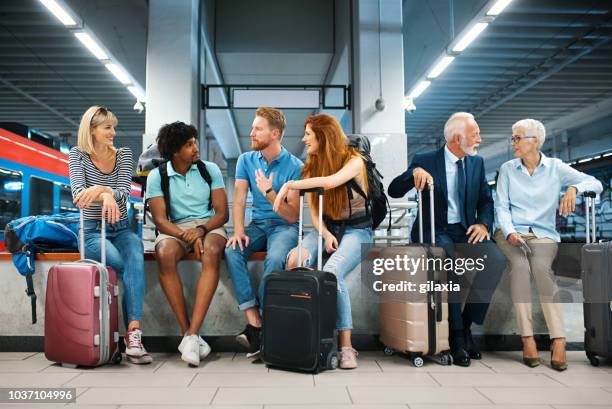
[128,86,146,102]
[74,32,108,60]
[105,63,131,85]
[39,0,76,26]
[452,22,488,52]
[427,56,455,79]
[409,81,431,99]
[487,0,513,16]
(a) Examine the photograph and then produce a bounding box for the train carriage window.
[29,177,54,216]
[59,184,77,213]
[0,168,22,230]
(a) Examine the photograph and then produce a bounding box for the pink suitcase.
[44,213,121,367]
[379,184,452,367]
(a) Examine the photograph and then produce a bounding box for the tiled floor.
[0,351,611,408]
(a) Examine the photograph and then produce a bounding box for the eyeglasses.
[511,136,537,143]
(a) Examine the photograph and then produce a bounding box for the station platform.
[0,350,611,408]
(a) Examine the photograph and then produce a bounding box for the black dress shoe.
[464,328,482,360]
[451,347,471,367]
[450,330,471,367]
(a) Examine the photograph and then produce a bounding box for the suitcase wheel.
[327,352,338,370]
[383,346,394,356]
[61,363,78,369]
[412,356,424,368]
[586,352,601,367]
[112,351,122,365]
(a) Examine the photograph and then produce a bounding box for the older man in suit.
[388,112,506,367]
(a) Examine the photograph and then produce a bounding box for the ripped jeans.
[295,226,373,330]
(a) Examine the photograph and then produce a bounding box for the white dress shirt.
[444,145,463,224]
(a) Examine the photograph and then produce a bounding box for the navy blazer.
[388,146,494,243]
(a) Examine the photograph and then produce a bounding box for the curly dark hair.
[156,121,198,160]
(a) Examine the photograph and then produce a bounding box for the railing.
[136,201,418,247]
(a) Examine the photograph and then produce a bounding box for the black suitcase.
[261,188,339,373]
[581,191,612,366]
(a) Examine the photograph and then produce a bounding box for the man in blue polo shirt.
[225,107,303,357]
[147,121,229,367]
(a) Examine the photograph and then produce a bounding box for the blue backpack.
[4,213,80,324]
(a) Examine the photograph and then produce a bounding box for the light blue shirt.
[444,145,463,224]
[494,153,603,242]
[145,161,225,223]
[235,148,303,221]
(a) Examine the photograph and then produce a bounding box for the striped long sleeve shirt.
[68,146,133,221]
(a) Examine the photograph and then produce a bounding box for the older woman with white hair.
[494,118,603,371]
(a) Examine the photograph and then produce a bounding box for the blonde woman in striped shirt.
[69,105,151,364]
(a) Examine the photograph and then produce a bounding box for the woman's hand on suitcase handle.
[273,182,292,212]
[101,193,120,224]
[226,232,250,251]
[323,231,338,253]
[74,185,104,208]
[412,167,433,191]
[559,186,577,217]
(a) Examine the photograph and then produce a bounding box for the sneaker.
[339,347,358,369]
[124,329,153,365]
[178,333,211,360]
[126,352,153,365]
[235,324,261,357]
[179,334,200,366]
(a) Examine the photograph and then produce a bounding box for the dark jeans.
[436,223,506,331]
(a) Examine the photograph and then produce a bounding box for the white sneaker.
[179,335,200,366]
[197,336,211,359]
[178,334,211,360]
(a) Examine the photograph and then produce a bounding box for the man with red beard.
[225,107,303,358]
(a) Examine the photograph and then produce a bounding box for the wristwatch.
[265,187,274,196]
[197,225,209,237]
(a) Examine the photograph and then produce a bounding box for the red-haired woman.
[274,114,373,369]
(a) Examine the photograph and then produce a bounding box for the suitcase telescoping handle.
[584,191,597,244]
[416,183,435,244]
[79,210,107,266]
[298,188,324,271]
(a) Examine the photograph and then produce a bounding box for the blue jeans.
[436,223,506,331]
[82,219,145,325]
[225,219,298,311]
[300,227,373,331]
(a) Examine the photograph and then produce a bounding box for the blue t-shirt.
[235,148,303,221]
[146,161,225,223]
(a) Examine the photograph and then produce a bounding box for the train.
[0,123,142,250]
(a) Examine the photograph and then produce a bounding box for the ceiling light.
[452,22,488,52]
[127,86,146,102]
[74,32,108,60]
[105,63,131,85]
[486,0,513,16]
[408,81,431,99]
[39,0,77,26]
[427,56,455,79]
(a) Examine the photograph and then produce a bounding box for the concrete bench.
[0,250,586,351]
[0,251,268,262]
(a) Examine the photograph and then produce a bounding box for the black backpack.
[346,134,391,232]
